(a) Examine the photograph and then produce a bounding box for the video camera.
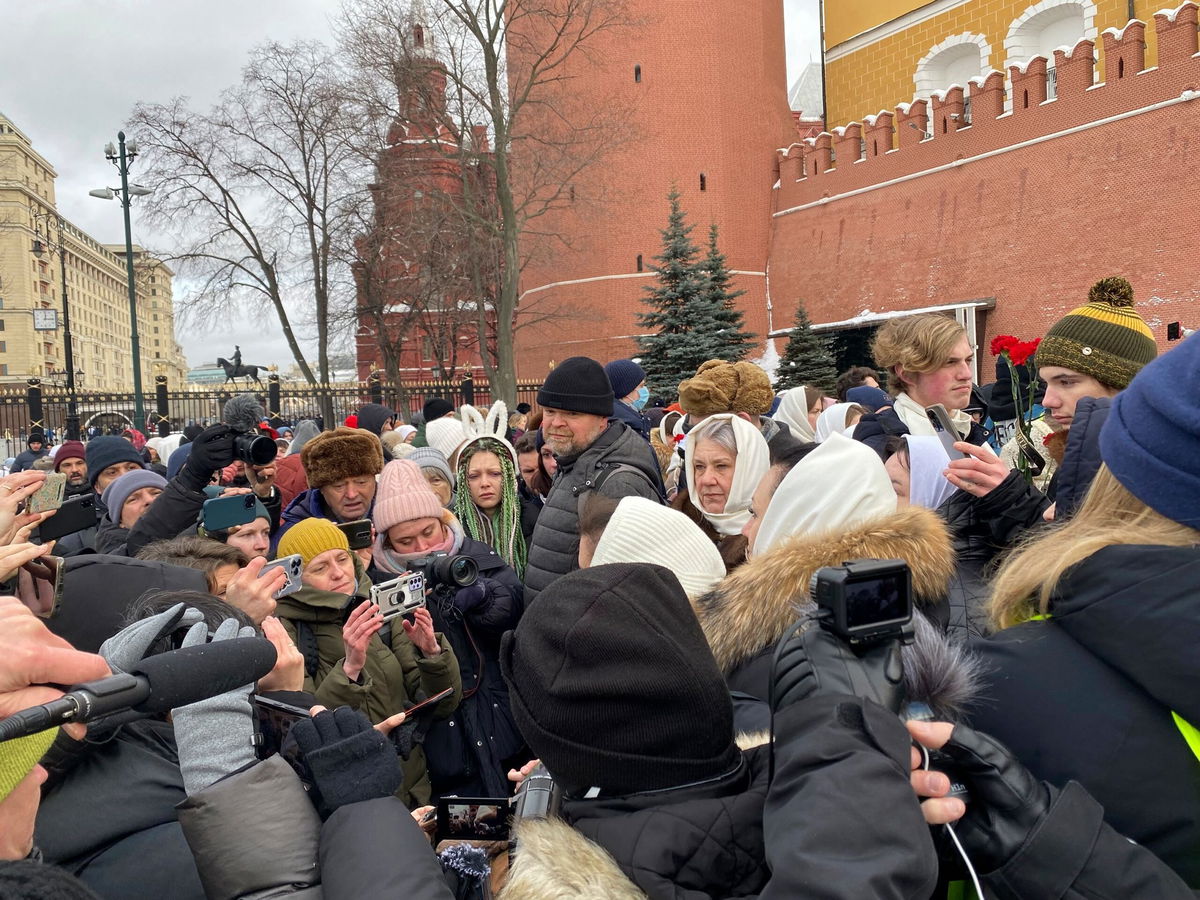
[809,559,912,646]
[369,552,478,622]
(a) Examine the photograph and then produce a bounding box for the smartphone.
[37,493,99,541]
[436,796,512,843]
[925,404,966,461]
[370,572,426,622]
[403,686,454,717]
[260,553,303,599]
[202,494,258,532]
[252,695,311,762]
[27,473,67,515]
[337,518,373,551]
[21,554,64,619]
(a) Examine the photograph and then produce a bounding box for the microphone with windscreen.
[0,637,277,742]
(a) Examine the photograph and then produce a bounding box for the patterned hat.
[1036,277,1157,389]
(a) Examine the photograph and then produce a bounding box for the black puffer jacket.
[524,421,663,602]
[854,405,989,459]
[95,477,208,557]
[1054,396,1111,520]
[968,544,1200,887]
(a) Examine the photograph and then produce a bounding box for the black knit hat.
[500,563,741,795]
[423,397,454,422]
[537,356,614,417]
[85,435,144,487]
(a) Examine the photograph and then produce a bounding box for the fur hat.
[425,417,468,461]
[300,426,384,489]
[500,563,741,795]
[277,517,351,567]
[1036,277,1157,389]
[373,460,445,533]
[678,359,774,418]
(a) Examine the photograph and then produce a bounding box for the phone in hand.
[37,493,99,541]
[252,695,311,763]
[436,796,512,843]
[337,518,373,551]
[202,493,258,532]
[403,686,454,717]
[27,473,67,514]
[259,554,303,599]
[21,554,64,618]
[925,404,966,461]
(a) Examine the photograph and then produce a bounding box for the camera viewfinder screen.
[443,802,508,839]
[844,572,909,629]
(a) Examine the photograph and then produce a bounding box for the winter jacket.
[854,405,989,459]
[1054,396,1111,520]
[692,506,978,731]
[94,476,208,557]
[35,719,206,899]
[524,421,663,603]
[275,452,309,510]
[274,565,462,808]
[11,447,48,472]
[612,399,651,441]
[370,536,526,799]
[967,543,1200,887]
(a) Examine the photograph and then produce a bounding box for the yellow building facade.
[824,0,1156,128]
[0,113,187,392]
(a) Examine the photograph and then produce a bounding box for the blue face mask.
[633,386,650,410]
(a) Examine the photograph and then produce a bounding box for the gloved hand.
[99,602,204,674]
[451,580,489,613]
[179,424,239,492]
[171,617,259,795]
[770,617,906,715]
[288,705,402,818]
[934,722,1052,872]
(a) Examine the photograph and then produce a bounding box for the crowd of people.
[0,275,1197,898]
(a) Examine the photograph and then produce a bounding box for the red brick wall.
[769,7,1200,359]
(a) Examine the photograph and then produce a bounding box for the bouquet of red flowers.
[990,335,1044,482]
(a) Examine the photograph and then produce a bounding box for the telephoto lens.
[412,552,479,588]
[234,432,278,466]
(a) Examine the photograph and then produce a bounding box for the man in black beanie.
[523,356,663,603]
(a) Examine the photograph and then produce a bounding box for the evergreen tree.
[637,191,756,397]
[776,301,838,391]
[698,224,757,362]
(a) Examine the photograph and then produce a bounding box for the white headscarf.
[752,432,898,556]
[591,497,726,599]
[685,414,770,536]
[903,435,959,511]
[814,402,861,443]
[772,386,817,442]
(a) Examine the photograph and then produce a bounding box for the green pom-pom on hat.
[1088,276,1135,309]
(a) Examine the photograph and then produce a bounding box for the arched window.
[914,33,992,100]
[699,172,707,191]
[636,254,643,272]
[634,64,641,83]
[1005,1,1096,99]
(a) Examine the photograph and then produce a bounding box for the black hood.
[355,403,396,437]
[1052,543,1200,723]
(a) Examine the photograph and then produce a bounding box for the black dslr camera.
[233,430,277,466]
[408,552,479,594]
[809,559,913,646]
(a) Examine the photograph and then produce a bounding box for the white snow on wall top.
[1101,19,1146,40]
[1154,1,1197,22]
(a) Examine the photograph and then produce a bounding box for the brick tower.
[507,1,798,378]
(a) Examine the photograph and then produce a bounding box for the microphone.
[223,394,266,433]
[0,637,277,742]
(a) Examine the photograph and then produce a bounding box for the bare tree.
[129,41,370,387]
[337,0,635,403]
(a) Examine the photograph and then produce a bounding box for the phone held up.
[337,519,373,551]
[202,493,258,532]
[27,473,67,515]
[925,403,966,461]
[259,554,303,599]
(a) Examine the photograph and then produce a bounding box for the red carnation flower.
[990,335,1019,357]
[1009,339,1041,367]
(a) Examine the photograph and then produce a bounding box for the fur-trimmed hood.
[694,505,980,717]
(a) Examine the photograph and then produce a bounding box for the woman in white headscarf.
[813,402,869,443]
[676,413,769,570]
[771,386,822,443]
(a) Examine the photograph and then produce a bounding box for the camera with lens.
[809,559,912,646]
[408,552,479,594]
[233,430,278,466]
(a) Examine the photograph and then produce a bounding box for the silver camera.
[370,572,427,621]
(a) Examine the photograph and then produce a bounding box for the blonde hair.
[871,314,966,395]
[989,466,1200,629]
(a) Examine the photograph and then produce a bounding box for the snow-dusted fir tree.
[637,191,753,396]
[776,301,838,391]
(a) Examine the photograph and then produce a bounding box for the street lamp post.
[31,212,81,439]
[91,132,152,430]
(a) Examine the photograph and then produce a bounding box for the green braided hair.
[454,437,527,577]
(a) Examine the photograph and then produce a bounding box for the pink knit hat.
[373,459,445,533]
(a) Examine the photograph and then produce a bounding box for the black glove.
[770,617,906,715]
[451,580,489,613]
[179,424,238,492]
[936,721,1052,871]
[287,706,402,818]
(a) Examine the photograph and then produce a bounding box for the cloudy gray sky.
[0,0,820,373]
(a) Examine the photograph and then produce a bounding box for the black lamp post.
[91,132,152,430]
[31,213,80,440]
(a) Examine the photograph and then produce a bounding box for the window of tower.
[699,173,707,191]
[634,64,641,83]
[636,254,643,272]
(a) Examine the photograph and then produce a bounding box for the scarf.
[814,402,860,443]
[372,510,465,575]
[685,414,770,536]
[771,387,817,442]
[892,392,973,439]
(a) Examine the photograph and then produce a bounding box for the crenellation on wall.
[833,122,864,166]
[775,5,1200,212]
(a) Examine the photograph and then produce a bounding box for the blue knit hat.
[86,436,145,487]
[1100,334,1199,527]
[604,359,646,400]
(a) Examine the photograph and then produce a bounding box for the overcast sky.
[0,0,820,373]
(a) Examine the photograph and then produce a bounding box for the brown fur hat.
[677,359,774,418]
[300,426,385,489]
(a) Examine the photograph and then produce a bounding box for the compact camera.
[407,552,479,593]
[370,572,427,622]
[809,559,913,645]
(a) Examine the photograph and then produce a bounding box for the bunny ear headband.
[459,401,517,466]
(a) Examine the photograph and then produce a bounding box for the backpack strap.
[577,461,666,504]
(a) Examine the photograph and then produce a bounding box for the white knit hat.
[425,417,467,461]
[591,496,726,599]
